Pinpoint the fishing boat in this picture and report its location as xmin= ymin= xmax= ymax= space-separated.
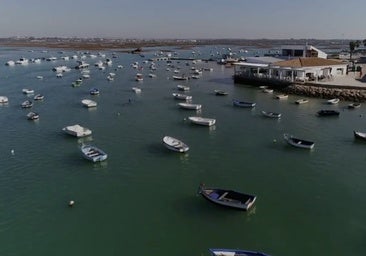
xmin=283 ymin=133 xmax=315 ymax=149
xmin=295 ymin=98 xmax=309 ymax=104
xmin=21 ymin=100 xmax=33 ymax=108
xmin=354 ymin=131 xmax=366 ymax=141
xmin=27 ymin=111 xmax=39 ymax=120
xmin=33 ymin=94 xmax=44 ymax=100
xmin=214 ymin=90 xmax=228 ymax=96
xmin=81 ymin=99 xmax=97 ymax=108
xmin=209 ymin=248 xmax=271 ymax=256
xmin=261 ymin=111 xmax=281 ymax=118
xmin=178 ymin=103 xmax=202 ymax=110
xmin=326 ymin=98 xmax=340 ymax=104
xmin=162 ymin=136 xmax=189 ymax=153
xmin=62 ymin=124 xmax=92 ymax=138
xmin=348 ymin=102 xmax=361 ymax=109
xmin=80 ymin=144 xmax=108 ymax=162
xmin=233 ymin=100 xmax=256 ymax=108
xmin=198 ymin=183 xmax=257 ymax=211
xmin=317 ymin=110 xmax=340 ymax=117
xmin=188 ymin=116 xmax=216 ymax=126
xmin=177 ymin=84 xmax=190 ymax=91
xmin=172 ymin=93 xmax=192 ymax=101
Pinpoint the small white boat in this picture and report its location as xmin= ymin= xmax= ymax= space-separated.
xmin=262 ymin=88 xmax=273 ymax=93
xmin=135 ymin=73 xmax=143 ymax=81
xmin=162 ymin=136 xmax=189 ymax=153
xmin=89 ymin=88 xmax=100 ymax=95
xmin=33 ymin=94 xmax=44 ymax=101
xmin=148 ymin=73 xmax=157 ymax=78
xmin=348 ymin=103 xmax=361 ymax=109
xmin=132 ymin=87 xmax=142 ymax=93
xmin=172 ymin=93 xmax=192 ymax=101
xmin=173 ymin=75 xmax=189 ymax=80
xmin=188 ymin=116 xmax=216 ymax=126
xmin=354 ymin=131 xmax=366 ymax=140
xmin=81 ymin=99 xmax=97 ymax=108
xmin=0 ymin=96 xmax=9 ymax=104
xmin=214 ymin=90 xmax=228 ymax=96
xmin=178 ymin=103 xmax=202 ymax=110
xmin=283 ymin=133 xmax=315 ymax=149
xmin=295 ymin=98 xmax=309 ymax=104
xmin=326 ymin=98 xmax=340 ymax=104
xmin=63 ymin=124 xmax=92 ymax=137
xmin=27 ymin=111 xmax=39 ymax=120
xmin=36 ymin=75 xmax=44 ymax=80
xmin=275 ymin=94 xmax=288 ymax=100
xmin=261 ymin=111 xmax=281 ymax=118
xmin=81 ymin=144 xmax=108 ymax=162
xmin=5 ymin=60 xmax=15 ymax=66
xmin=233 ymin=100 xmax=256 ymax=108
xmin=21 ymin=100 xmax=33 ymax=108
xmin=177 ymin=85 xmax=190 ymax=91
xmin=22 ymin=88 xmax=34 ymax=94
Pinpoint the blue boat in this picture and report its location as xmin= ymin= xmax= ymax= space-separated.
xmin=209 ymin=248 xmax=271 ymax=256
xmin=233 ymin=99 xmax=256 ymax=108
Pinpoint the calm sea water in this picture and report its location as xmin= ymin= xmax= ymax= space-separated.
xmin=0 ymin=45 xmax=365 ymax=256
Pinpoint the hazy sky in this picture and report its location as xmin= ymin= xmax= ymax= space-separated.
xmin=0 ymin=0 xmax=365 ymax=39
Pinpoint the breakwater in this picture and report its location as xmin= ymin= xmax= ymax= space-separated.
xmin=280 ymin=84 xmax=366 ymax=102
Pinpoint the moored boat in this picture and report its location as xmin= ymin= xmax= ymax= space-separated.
xmin=295 ymin=98 xmax=309 ymax=104
xmin=89 ymin=88 xmax=100 ymax=95
xmin=188 ymin=116 xmax=216 ymax=126
xmin=22 ymin=88 xmax=34 ymax=94
xmin=198 ymin=183 xmax=257 ymax=211
xmin=262 ymin=88 xmax=273 ymax=93
xmin=209 ymin=248 xmax=271 ymax=256
xmin=177 ymin=84 xmax=190 ymax=91
xmin=27 ymin=111 xmax=39 ymax=120
xmin=81 ymin=99 xmax=97 ymax=108
xmin=317 ymin=110 xmax=340 ymax=117
xmin=0 ymin=96 xmax=9 ymax=104
xmin=348 ymin=102 xmax=361 ymax=109
xmin=275 ymin=94 xmax=288 ymax=99
xmin=21 ymin=100 xmax=33 ymax=108
xmin=80 ymin=144 xmax=108 ymax=162
xmin=326 ymin=98 xmax=340 ymax=104
xmin=63 ymin=124 xmax=92 ymax=137
xmin=33 ymin=94 xmax=44 ymax=100
xmin=178 ymin=102 xmax=202 ymax=110
xmin=172 ymin=93 xmax=192 ymax=101
xmin=132 ymin=87 xmax=142 ymax=93
xmin=354 ymin=131 xmax=366 ymax=141
xmin=283 ymin=133 xmax=315 ymax=149
xmin=261 ymin=111 xmax=281 ymax=118
xmin=173 ymin=75 xmax=189 ymax=80
xmin=214 ymin=90 xmax=228 ymax=96
xmin=233 ymin=99 xmax=256 ymax=108
xmin=162 ymin=136 xmax=189 ymax=153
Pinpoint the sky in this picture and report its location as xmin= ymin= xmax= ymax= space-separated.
xmin=0 ymin=0 xmax=365 ymax=39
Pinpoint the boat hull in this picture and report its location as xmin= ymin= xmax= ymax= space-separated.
xmin=162 ymin=136 xmax=189 ymax=153
xmin=81 ymin=145 xmax=107 ymax=162
xmin=209 ymin=248 xmax=271 ymax=256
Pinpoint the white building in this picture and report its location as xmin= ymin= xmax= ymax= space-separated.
xmin=281 ymin=44 xmax=328 ymax=59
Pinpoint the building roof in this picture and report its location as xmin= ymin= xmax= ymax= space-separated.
xmin=273 ymin=57 xmax=344 ymax=68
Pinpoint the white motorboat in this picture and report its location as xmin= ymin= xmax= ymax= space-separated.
xmin=326 ymin=98 xmax=340 ymax=104
xmin=172 ymin=93 xmax=192 ymax=101
xmin=21 ymin=100 xmax=33 ymax=108
xmin=22 ymin=88 xmax=34 ymax=94
xmin=15 ymin=58 xmax=29 ymax=65
xmin=354 ymin=131 xmax=366 ymax=140
xmin=62 ymin=124 xmax=92 ymax=137
xmin=33 ymin=94 xmax=44 ymax=101
xmin=173 ymin=75 xmax=189 ymax=80
xmin=0 ymin=96 xmax=9 ymax=104
xmin=348 ymin=103 xmax=361 ymax=109
xmin=275 ymin=94 xmax=288 ymax=100
xmin=5 ymin=60 xmax=15 ymax=66
xmin=148 ymin=73 xmax=157 ymax=78
xmin=188 ymin=116 xmax=216 ymax=126
xmin=177 ymin=85 xmax=190 ymax=91
xmin=81 ymin=144 xmax=108 ymax=162
xmin=295 ymin=98 xmax=309 ymax=104
xmin=262 ymin=88 xmax=273 ymax=93
xmin=162 ymin=136 xmax=189 ymax=153
xmin=27 ymin=111 xmax=39 ymax=120
xmin=81 ymin=99 xmax=97 ymax=108
xmin=132 ymin=87 xmax=142 ymax=93
xmin=178 ymin=103 xmax=202 ymax=110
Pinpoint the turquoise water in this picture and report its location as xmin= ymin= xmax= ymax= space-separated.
xmin=0 ymin=46 xmax=365 ymax=256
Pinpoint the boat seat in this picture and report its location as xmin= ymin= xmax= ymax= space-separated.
xmin=218 ymin=192 xmax=228 ymax=200
xmin=88 ymin=152 xmax=100 ymax=157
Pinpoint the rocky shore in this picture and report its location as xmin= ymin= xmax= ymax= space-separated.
xmin=281 ymin=84 xmax=366 ymax=102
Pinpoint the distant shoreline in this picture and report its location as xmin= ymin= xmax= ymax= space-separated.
xmin=0 ymin=38 xmax=349 ymax=51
